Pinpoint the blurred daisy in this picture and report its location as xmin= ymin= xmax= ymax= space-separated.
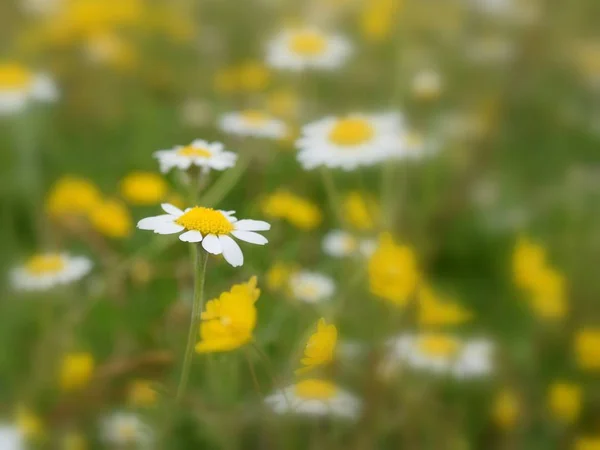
xmin=120 ymin=172 xmax=168 ymax=205
xmin=219 ymin=110 xmax=287 ymax=140
xmin=0 ymin=425 xmax=23 ymax=450
xmin=322 ymin=230 xmax=375 ymax=258
xmin=265 ymin=379 xmax=361 ymax=420
xmin=386 ymin=333 xmax=494 ymax=378
xmin=296 ymin=113 xmax=400 ymax=170
xmin=289 ymin=271 xmax=335 ymax=303
xmin=296 ymin=318 xmax=337 ymax=374
xmin=10 ymin=253 xmax=92 ymax=291
xmin=101 ymin=412 xmax=152 ymax=448
xmin=266 ymin=28 xmax=351 ymax=71
xmin=153 ymin=140 xmax=237 ymax=174
xmin=0 ymin=64 xmax=58 ymax=115
xmin=137 ymin=203 xmax=270 ymax=267
xmin=412 ymin=69 xmax=443 ymax=100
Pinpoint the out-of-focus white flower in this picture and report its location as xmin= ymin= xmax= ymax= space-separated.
xmin=0 ymin=64 xmax=58 ymax=115
xmin=289 ymin=271 xmax=335 ymax=303
xmin=10 ymin=253 xmax=92 ymax=292
xmin=219 ymin=110 xmax=288 ymax=140
xmin=153 ymin=140 xmax=237 ymax=174
xmin=266 ymin=28 xmax=351 ymax=71
xmin=322 ymin=230 xmax=375 ymax=258
xmin=412 ymin=69 xmax=443 ymax=100
xmin=21 ymin=0 xmax=61 ymax=15
xmin=0 ymin=425 xmax=23 ymax=450
xmin=101 ymin=412 xmax=153 ymax=448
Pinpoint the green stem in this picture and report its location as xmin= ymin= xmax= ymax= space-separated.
xmin=176 ymin=245 xmax=209 ymax=403
xmin=320 ymin=167 xmax=344 ymax=226
xmin=202 ymin=156 xmax=250 ymax=207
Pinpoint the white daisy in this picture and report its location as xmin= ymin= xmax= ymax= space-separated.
xmin=153 ymin=139 xmax=237 ymax=174
xmin=219 ymin=110 xmax=288 ymax=140
xmin=289 ymin=271 xmax=335 ymax=303
xmin=266 ymin=28 xmax=351 ymax=71
xmin=265 ymin=379 xmax=361 ymax=420
xmin=0 ymin=64 xmax=58 ymax=115
xmin=10 ymin=253 xmax=92 ymax=291
xmin=0 ymin=425 xmax=23 ymax=450
xmin=322 ymin=230 xmax=375 ymax=258
xmin=385 ymin=333 xmax=494 ymax=379
xmin=296 ymin=113 xmax=401 ymax=170
xmin=137 ymin=203 xmax=270 ymax=267
xmin=101 ymin=412 xmax=153 ymax=448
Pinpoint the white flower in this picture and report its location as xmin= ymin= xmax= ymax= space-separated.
xmin=153 ymin=139 xmax=237 ymax=174
xmin=10 ymin=253 xmax=92 ymax=291
xmin=101 ymin=412 xmax=153 ymax=448
xmin=466 ymin=36 xmax=515 ymax=65
xmin=289 ymin=271 xmax=335 ymax=303
xmin=265 ymin=379 xmax=361 ymax=420
xmin=21 ymin=0 xmax=61 ymax=15
xmin=296 ymin=113 xmax=400 ymax=170
xmin=137 ymin=203 xmax=270 ymax=267
xmin=385 ymin=333 xmax=494 ymax=379
xmin=322 ymin=230 xmax=375 ymax=258
xmin=0 ymin=64 xmax=58 ymax=116
xmin=219 ymin=110 xmax=288 ymax=140
xmin=412 ymin=69 xmax=443 ymax=100
xmin=0 ymin=425 xmax=23 ymax=450
xmin=266 ymin=28 xmax=351 ymax=71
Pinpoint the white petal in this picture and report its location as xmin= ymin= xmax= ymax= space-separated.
xmin=202 ymin=234 xmax=223 ymax=254
xmin=234 ymin=219 xmax=271 ymax=231
xmin=161 ymin=203 xmax=184 ymax=216
xmin=231 ymin=230 xmax=268 ymax=245
xmin=137 ymin=215 xmax=172 ymax=230
xmin=154 ymin=223 xmax=185 ymax=234
xmin=219 ymin=235 xmax=244 ymax=267
xmin=179 ymin=230 xmax=203 ymax=242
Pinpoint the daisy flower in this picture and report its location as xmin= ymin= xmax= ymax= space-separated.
xmin=289 ymin=271 xmax=335 ymax=303
xmin=296 ymin=113 xmax=400 ymax=170
xmin=101 ymin=412 xmax=153 ymax=448
xmin=153 ymin=140 xmax=237 ymax=174
xmin=266 ymin=28 xmax=351 ymax=71
xmin=322 ymin=230 xmax=375 ymax=258
xmin=0 ymin=425 xmax=23 ymax=450
xmin=0 ymin=63 xmax=58 ymax=116
xmin=265 ymin=379 xmax=361 ymax=420
xmin=10 ymin=253 xmax=92 ymax=291
xmin=137 ymin=203 xmax=270 ymax=267
xmin=219 ymin=110 xmax=287 ymax=140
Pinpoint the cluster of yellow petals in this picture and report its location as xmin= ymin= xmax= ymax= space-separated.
xmin=296 ymin=318 xmax=337 ymax=375
xmin=261 ymin=190 xmax=322 ymax=230
xmin=120 ymin=171 xmax=168 ymax=205
xmin=195 ymin=277 xmax=260 ymax=353
xmin=342 ymin=191 xmax=379 ymax=231
xmin=90 ymin=198 xmax=133 ymax=238
xmin=59 ymin=352 xmax=95 ymax=392
xmin=214 ymin=61 xmax=270 ymax=94
xmin=574 ymin=328 xmax=600 ymax=372
xmin=492 ymin=389 xmax=519 ymax=430
xmin=548 ymin=382 xmax=582 ymax=423
xmin=418 ymin=285 xmax=473 ymax=327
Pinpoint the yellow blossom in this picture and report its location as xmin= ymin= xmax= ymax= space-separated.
xmin=90 ymin=198 xmax=132 ymax=238
xmin=574 ymin=328 xmax=600 ymax=371
xmin=120 ymin=171 xmax=168 ymax=205
xmin=196 ymin=277 xmax=260 ymax=353
xmin=575 ymin=437 xmax=600 ymax=450
xmin=261 ymin=190 xmax=322 ymax=230
xmin=127 ymin=379 xmax=158 ymax=407
xmin=548 ymin=382 xmax=582 ymax=423
xmin=266 ymin=262 xmax=296 ymax=292
xmin=528 ymin=267 xmax=568 ymax=320
xmin=492 ymin=389 xmax=519 ymax=430
xmin=418 ymin=285 xmax=472 ymax=327
xmin=360 ymin=0 xmax=401 ymax=43
xmin=512 ymin=237 xmax=546 ymax=290
xmin=238 ymin=61 xmax=270 ymax=92
xmin=296 ymin=318 xmax=337 ymax=375
xmin=59 ymin=352 xmax=95 ymax=392
xmin=342 ymin=192 xmax=379 ymax=231
xmin=0 ymin=63 xmax=32 ymax=90
xmin=368 ymin=233 xmax=419 ymax=306
xmin=46 ymin=176 xmax=102 ymax=220
xmin=16 ymin=406 xmax=44 ymax=439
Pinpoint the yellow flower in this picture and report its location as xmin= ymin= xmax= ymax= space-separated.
xmin=214 ymin=67 xmax=238 ymax=94
xmin=90 ymin=198 xmax=132 ymax=238
xmin=296 ymin=318 xmax=337 ymax=375
xmin=0 ymin=63 xmax=33 ymax=89
xmin=196 ymin=277 xmax=260 ymax=353
xmin=574 ymin=328 xmax=600 ymax=371
xmin=267 ymin=89 xmax=299 ymax=119
xmin=418 ymin=285 xmax=472 ymax=327
xmin=62 ymin=432 xmax=87 ymax=450
xmin=59 ymin=352 xmax=95 ymax=392
xmin=266 ymin=261 xmax=297 ymax=292
xmin=238 ymin=61 xmax=270 ymax=92
xmin=548 ymin=382 xmax=582 ymax=423
xmin=492 ymin=389 xmax=519 ymax=430
xmin=528 ymin=267 xmax=567 ymax=320
xmin=360 ymin=0 xmax=401 ymax=42
xmin=342 ymin=191 xmax=379 ymax=231
xmin=512 ymin=237 xmax=546 ymax=290
xmin=46 ymin=176 xmax=102 ymax=220
xmin=127 ymin=379 xmax=158 ymax=407
xmin=17 ymin=406 xmax=44 ymax=439
xmin=368 ymin=233 xmax=419 ymax=306
xmin=575 ymin=437 xmax=600 ymax=450
xmin=261 ymin=190 xmax=322 ymax=230
xmin=120 ymin=171 xmax=168 ymax=205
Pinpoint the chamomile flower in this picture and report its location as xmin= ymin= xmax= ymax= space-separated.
xmin=100 ymin=412 xmax=152 ymax=448
xmin=296 ymin=113 xmax=400 ymax=170
xmin=266 ymin=27 xmax=351 ymax=71
xmin=322 ymin=230 xmax=375 ymax=258
xmin=153 ymin=140 xmax=237 ymax=174
xmin=137 ymin=203 xmax=270 ymax=267
xmin=10 ymin=253 xmax=92 ymax=291
xmin=289 ymin=271 xmax=335 ymax=303
xmin=0 ymin=425 xmax=23 ymax=450
xmin=265 ymin=379 xmax=361 ymax=420
xmin=0 ymin=64 xmax=58 ymax=115
xmin=219 ymin=110 xmax=288 ymax=140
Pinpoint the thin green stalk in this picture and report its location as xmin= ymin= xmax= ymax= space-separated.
xmin=202 ymin=156 xmax=250 ymax=207
xmin=320 ymin=167 xmax=344 ymax=226
xmin=176 ymin=245 xmax=208 ymax=402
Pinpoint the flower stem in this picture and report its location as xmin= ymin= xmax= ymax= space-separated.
xmin=176 ymin=244 xmax=208 ymax=403
xmin=320 ymin=167 xmax=344 ymax=226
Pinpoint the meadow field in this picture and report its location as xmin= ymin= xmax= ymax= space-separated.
xmin=1 ymin=0 xmax=599 ymax=448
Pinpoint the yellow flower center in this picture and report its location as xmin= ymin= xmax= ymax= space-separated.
xmin=295 ymin=379 xmax=337 ymax=400
xmin=117 ymin=422 xmax=137 ymax=442
xmin=417 ymin=334 xmax=461 ymax=358
xmin=0 ymin=64 xmax=32 ymax=90
xmin=175 ymin=206 xmax=234 ymax=235
xmin=178 ymin=145 xmax=212 ymax=158
xmin=242 ymin=110 xmax=268 ymax=125
xmin=289 ymin=31 xmax=327 ymax=56
xmin=329 ymin=118 xmax=375 ymax=146
xmin=25 ymin=254 xmax=66 ymax=275
xmin=297 ymin=282 xmax=320 ymax=298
